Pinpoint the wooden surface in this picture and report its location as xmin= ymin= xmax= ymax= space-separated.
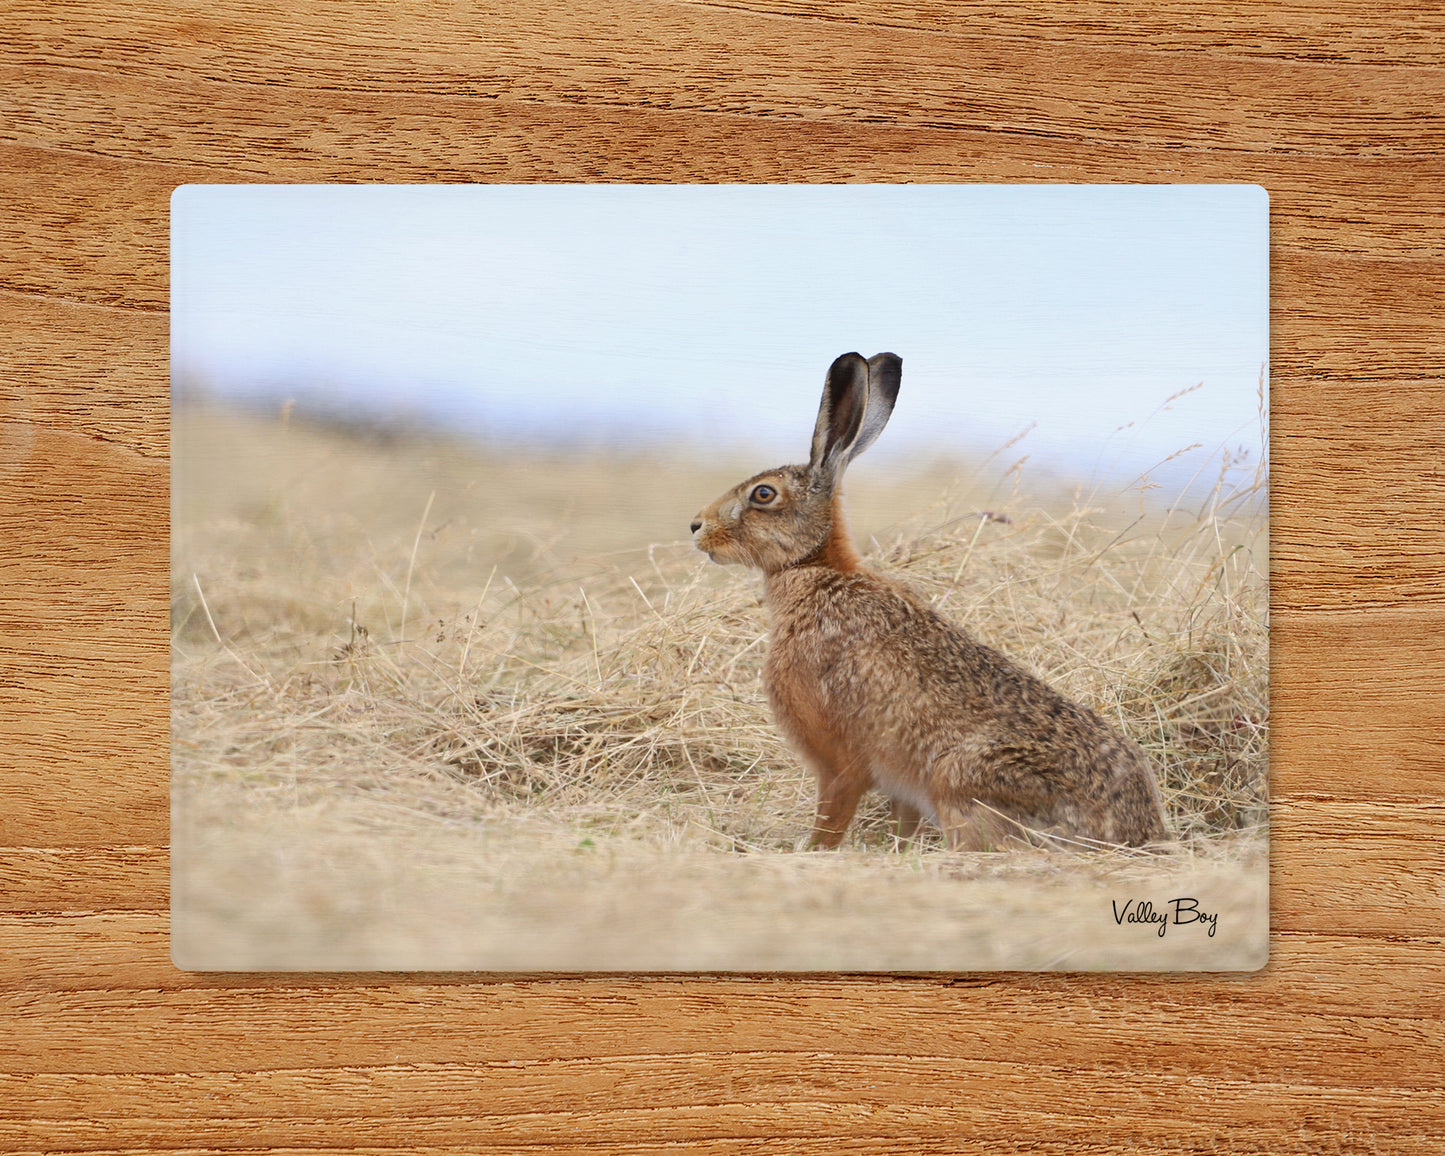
xmin=3 ymin=1 xmax=1443 ymax=1151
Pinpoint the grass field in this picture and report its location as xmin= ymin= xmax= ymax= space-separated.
xmin=171 ymin=398 xmax=1268 ymax=971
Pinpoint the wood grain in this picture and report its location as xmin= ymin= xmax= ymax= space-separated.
xmin=3 ymin=0 xmax=1442 ymax=1151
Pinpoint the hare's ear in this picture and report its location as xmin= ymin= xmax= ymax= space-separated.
xmin=851 ymin=352 xmax=901 ymax=460
xmin=808 ymin=351 xmax=902 ymax=486
xmin=808 ymin=352 xmax=871 ymax=485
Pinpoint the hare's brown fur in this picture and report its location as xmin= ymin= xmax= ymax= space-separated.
xmin=764 ymin=557 xmax=1168 ymax=850
xmin=692 ymin=352 xmax=1169 ymax=851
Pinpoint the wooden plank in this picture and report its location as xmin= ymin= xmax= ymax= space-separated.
xmin=3 ymin=954 xmax=1443 ymax=1088
xmin=0 ymin=848 xmax=168 ymax=913
xmin=1270 ymin=800 xmax=1445 ymax=935
xmin=2 ymin=1064 xmax=1442 ymax=1151
xmin=0 ymin=292 xmax=168 ymax=458
xmin=9 ymin=0 xmax=1445 ymax=69
xmin=6 ymin=90 xmax=1445 ymax=262
xmin=0 ymin=425 xmax=168 ymax=847
xmin=1 ymin=899 xmax=1442 ymax=1005
xmin=671 ymin=0 xmax=1445 ymax=66
xmin=0 ymin=149 xmax=171 ymax=311
xmin=5 ymin=2 xmax=1443 ymax=155
xmin=0 ymin=1146 xmax=1026 ymax=1156
xmin=7 ymin=0 xmax=1445 ymax=69
xmin=1271 ymin=379 xmax=1445 ymax=609
xmin=5 ymin=992 xmax=1444 ymax=1113
xmin=1271 ymin=609 xmax=1445 ymax=784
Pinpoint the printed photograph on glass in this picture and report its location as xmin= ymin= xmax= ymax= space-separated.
xmin=171 ymin=184 xmax=1268 ymax=970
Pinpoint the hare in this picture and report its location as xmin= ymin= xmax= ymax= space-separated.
xmin=690 ymin=352 xmax=1169 ymax=851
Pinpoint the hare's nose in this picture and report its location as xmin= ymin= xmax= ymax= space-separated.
xmin=689 ymin=519 xmax=702 ymax=534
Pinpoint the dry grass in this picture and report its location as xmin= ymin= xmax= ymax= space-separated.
xmin=171 ymin=399 xmax=1268 ymax=971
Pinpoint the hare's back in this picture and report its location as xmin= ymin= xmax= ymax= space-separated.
xmin=762 ymin=565 xmax=1003 ymax=734
xmin=765 ymin=566 xmax=1041 ymax=712
xmin=765 ymin=564 xmax=1149 ymax=772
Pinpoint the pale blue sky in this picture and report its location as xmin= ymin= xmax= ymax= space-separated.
xmin=172 ymin=184 xmax=1268 ymax=488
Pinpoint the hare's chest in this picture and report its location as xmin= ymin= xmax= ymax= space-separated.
xmin=762 ymin=628 xmax=817 ymax=713
xmin=762 ymin=603 xmax=871 ymax=729
xmin=761 ymin=629 xmax=852 ymax=763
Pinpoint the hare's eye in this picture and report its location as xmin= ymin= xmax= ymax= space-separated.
xmin=750 ymin=484 xmax=777 ymax=505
